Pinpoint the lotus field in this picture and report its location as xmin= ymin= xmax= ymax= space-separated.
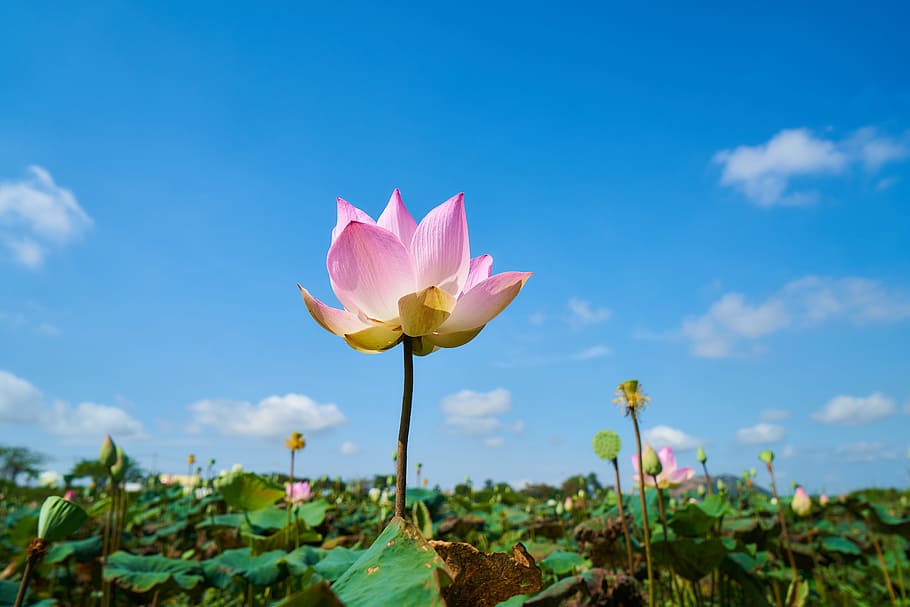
xmin=2 ymin=192 xmax=908 ymax=607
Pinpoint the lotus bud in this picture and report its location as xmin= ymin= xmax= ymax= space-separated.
xmin=38 ymin=496 xmax=87 ymax=542
xmin=791 ymin=487 xmax=811 ymax=517
xmin=368 ymin=487 xmax=381 ymax=502
xmin=99 ymin=434 xmax=118 ymax=469
xmin=110 ymin=447 xmax=126 ymax=482
xmin=750 ymin=467 xmax=757 ymax=478
xmin=697 ymin=484 xmax=706 ymax=497
xmin=386 ymin=475 xmax=394 ymax=487
xmin=758 ymin=450 xmax=774 ymax=465
xmin=819 ymin=494 xmax=829 ymax=507
xmin=556 ymin=501 xmax=564 ymax=515
xmin=696 ymin=447 xmax=707 ymax=464
xmin=642 ymin=444 xmax=662 ymax=477
xmin=716 ymin=479 xmax=726 ymax=493
xmin=564 ymin=497 xmax=574 ymax=512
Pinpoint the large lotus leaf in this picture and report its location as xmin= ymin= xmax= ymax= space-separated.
xmin=275 ymin=582 xmax=345 ymax=607
xmin=622 ymin=489 xmax=660 ymax=533
xmin=44 ymin=536 xmax=103 ymax=564
xmin=720 ymin=553 xmax=771 ymax=607
xmin=539 ymin=550 xmax=589 ymax=576
xmin=247 ymin=521 xmax=322 ymax=554
xmin=653 ymin=537 xmax=730 ymax=582
xmin=285 ymin=545 xmax=328 ymax=576
xmin=139 ymin=519 xmax=189 ymax=545
xmin=293 ymin=500 xmax=332 ymax=527
xmin=201 ymin=548 xmax=287 ymax=589
xmin=865 ymin=503 xmax=910 ymax=538
xmin=821 ymin=536 xmax=862 ymax=556
xmin=413 ymin=499 xmax=433 ymax=539
xmin=215 ymin=472 xmax=284 ymax=512
xmin=312 ymin=546 xmax=364 ymax=581
xmin=104 ymin=551 xmax=203 ymax=593
xmin=670 ymin=494 xmax=732 ymax=537
xmin=0 ymin=578 xmax=56 ymax=607
xmin=332 ymin=517 xmax=452 ymax=607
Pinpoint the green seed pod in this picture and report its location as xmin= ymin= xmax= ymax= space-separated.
xmin=696 ymin=446 xmax=707 ymax=464
xmin=38 ymin=496 xmax=87 ymax=542
xmin=642 ymin=444 xmax=662 ymax=476
xmin=758 ymin=449 xmax=774 ymax=465
xmin=99 ymin=434 xmax=117 ymax=469
xmin=593 ymin=430 xmax=622 ymax=461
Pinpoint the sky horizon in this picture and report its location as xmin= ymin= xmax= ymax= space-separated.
xmin=2 ymin=3 xmax=909 ymax=495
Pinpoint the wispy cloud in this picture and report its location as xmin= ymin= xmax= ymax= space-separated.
xmin=189 ymin=394 xmax=345 ymax=437
xmin=679 ymin=276 xmax=910 ymax=357
xmin=0 ymin=166 xmax=92 ymax=268
xmin=339 ymin=440 xmax=361 ymax=455
xmin=811 ymin=392 xmax=897 ymax=426
xmin=566 ymin=298 xmax=611 ymax=326
xmin=714 ymin=127 xmax=908 ymax=206
xmin=572 ymin=345 xmax=611 ymax=360
xmin=736 ymin=422 xmax=786 ymax=445
xmin=642 ymin=425 xmax=701 ymax=451
xmin=0 ymin=369 xmax=145 ymax=440
xmin=835 ymin=441 xmax=901 ymax=462
xmin=0 ymin=309 xmax=61 ymax=337
xmin=440 ymin=388 xmax=513 ymax=448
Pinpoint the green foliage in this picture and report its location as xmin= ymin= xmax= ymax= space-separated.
xmin=104 ymin=551 xmax=204 ymax=593
xmin=0 ymin=445 xmax=48 ymax=483
xmin=214 ymin=471 xmax=284 ymax=512
xmin=37 ymin=496 xmax=87 ymax=541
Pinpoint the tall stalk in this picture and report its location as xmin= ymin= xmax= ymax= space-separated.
xmin=766 ymin=462 xmax=799 ymax=605
xmin=631 ymin=411 xmax=655 ymax=607
xmin=612 ymin=457 xmax=635 ymax=574
xmin=395 ymin=337 xmax=415 ymax=519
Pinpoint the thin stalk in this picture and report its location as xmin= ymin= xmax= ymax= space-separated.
xmin=655 ymin=483 xmax=682 ymax=607
xmin=395 ymin=337 xmax=415 ymax=520
xmin=631 ymin=411 xmax=655 ymax=607
xmin=806 ymin=533 xmax=830 ymax=607
xmin=611 ymin=457 xmax=635 ymax=575
xmin=870 ymin=532 xmax=898 ymax=606
xmin=766 ymin=463 xmax=799 ymax=605
xmin=702 ymin=462 xmax=713 ymax=496
xmin=892 ymin=537 xmax=907 ymax=606
xmin=14 ymin=539 xmax=47 ymax=607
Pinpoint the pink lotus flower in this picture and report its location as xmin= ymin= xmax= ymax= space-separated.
xmin=631 ymin=446 xmax=695 ymax=489
xmin=286 ymin=481 xmax=311 ymax=504
xmin=63 ymin=490 xmax=76 ymax=501
xmin=299 ymin=190 xmax=532 ymax=355
xmin=791 ymin=486 xmax=811 ymax=517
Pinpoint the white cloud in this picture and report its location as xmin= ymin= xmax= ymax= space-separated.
xmin=46 ymin=401 xmax=146 ymax=440
xmin=441 ymin=388 xmax=510 ymax=417
xmin=339 ymin=441 xmax=361 ymax=456
xmin=680 ymin=276 xmax=910 ymax=357
xmin=572 ymin=345 xmax=611 ymax=360
xmin=0 ymin=166 xmax=92 ymax=268
xmin=189 ymin=393 xmax=345 ymax=438
xmin=714 ymin=127 xmax=908 ymax=206
xmin=441 ymin=388 xmax=515 ymax=445
xmin=567 ymin=298 xmax=611 ymax=326
xmin=811 ymin=392 xmax=896 ymax=425
xmin=0 ymin=369 xmax=144 ymax=439
xmin=835 ymin=441 xmax=900 ymax=462
xmin=0 ymin=370 xmax=44 ymax=423
xmin=642 ymin=425 xmax=701 ymax=451
xmin=736 ymin=423 xmax=786 ymax=445
xmin=761 ymin=409 xmax=791 ymax=422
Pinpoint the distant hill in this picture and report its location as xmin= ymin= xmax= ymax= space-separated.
xmin=674 ymin=474 xmax=771 ymax=499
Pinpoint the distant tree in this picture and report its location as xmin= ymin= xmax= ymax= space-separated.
xmin=70 ymin=454 xmax=144 ymax=484
xmin=0 ymin=445 xmax=49 ymax=484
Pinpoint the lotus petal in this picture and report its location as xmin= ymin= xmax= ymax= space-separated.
xmin=377 ymin=189 xmax=417 ymax=250
xmin=332 ymin=198 xmax=375 ymax=244
xmin=398 ymin=286 xmax=456 ymax=337
xmin=463 ymin=254 xmax=493 ymax=293
xmin=438 ymin=271 xmax=532 ymax=334
xmin=411 ymin=193 xmax=469 ymax=296
xmin=658 ymin=447 xmax=677 ymax=473
xmin=298 ymin=285 xmax=370 ymax=336
xmin=344 ymin=325 xmax=403 ymax=353
xmin=328 ymin=221 xmax=415 ymax=321
xmin=423 ymin=327 xmax=484 ymax=350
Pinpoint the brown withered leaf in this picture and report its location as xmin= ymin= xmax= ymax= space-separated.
xmin=430 ymin=540 xmax=542 ymax=607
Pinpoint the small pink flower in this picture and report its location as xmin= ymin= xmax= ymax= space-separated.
xmin=63 ymin=490 xmax=76 ymax=501
xmin=299 ymin=191 xmax=532 ymax=355
xmin=631 ymin=446 xmax=695 ymax=489
xmin=286 ymin=481 xmax=311 ymax=504
xmin=819 ymin=493 xmax=829 ymax=507
xmin=791 ymin=486 xmax=811 ymax=517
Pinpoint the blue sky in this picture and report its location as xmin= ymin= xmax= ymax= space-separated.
xmin=1 ymin=2 xmax=909 ymax=494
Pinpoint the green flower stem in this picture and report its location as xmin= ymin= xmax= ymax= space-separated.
xmin=806 ymin=532 xmax=830 ymax=607
xmin=631 ymin=410 xmax=655 ymax=607
xmin=611 ymin=457 xmax=635 ymax=575
xmin=869 ymin=529 xmax=898 ymax=607
xmin=14 ymin=539 xmax=47 ymax=607
xmin=766 ymin=462 xmax=799 ymax=604
xmin=395 ymin=337 xmax=415 ymax=520
xmin=893 ymin=537 xmax=908 ymax=606
xmin=655 ymin=483 xmax=682 ymax=607
xmin=12 ymin=555 xmax=34 ymax=607
xmin=702 ymin=462 xmax=713 ymax=496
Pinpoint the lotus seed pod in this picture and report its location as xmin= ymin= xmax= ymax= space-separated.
xmin=696 ymin=447 xmax=707 ymax=464
xmin=619 ymin=379 xmax=639 ymax=398
xmin=758 ymin=450 xmax=774 ymax=465
xmin=38 ymin=496 xmax=87 ymax=542
xmin=99 ymin=434 xmax=117 ymax=468
xmin=593 ymin=430 xmax=622 ymax=461
xmin=110 ymin=447 xmax=126 ymax=482
xmin=642 ymin=444 xmax=662 ymax=476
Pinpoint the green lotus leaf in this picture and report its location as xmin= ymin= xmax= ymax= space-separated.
xmin=104 ymin=551 xmax=203 ymax=593
xmin=592 ymin=430 xmax=621 ymax=461
xmin=293 ymin=500 xmax=332 ymax=527
xmin=38 ymin=496 xmax=88 ymax=542
xmin=820 ymin=536 xmax=862 ymax=556
xmin=333 ymin=517 xmax=452 ymax=607
xmin=412 ymin=499 xmax=433 ymax=539
xmin=215 ymin=472 xmax=284 ymax=512
xmin=539 ymin=550 xmax=589 ymax=576
xmin=669 ymin=495 xmax=732 ymax=537
xmin=312 ymin=546 xmax=364 ymax=581
xmin=652 ymin=537 xmax=730 ymax=582
xmin=201 ymin=548 xmax=287 ymax=589
xmin=44 ymin=536 xmax=103 ymax=564
xmin=720 ymin=553 xmax=771 ymax=607
xmin=275 ymin=582 xmax=344 ymax=607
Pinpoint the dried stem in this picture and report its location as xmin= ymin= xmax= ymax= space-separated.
xmin=631 ymin=411 xmax=655 ymax=607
